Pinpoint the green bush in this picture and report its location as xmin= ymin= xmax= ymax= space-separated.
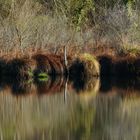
xmin=48 ymin=0 xmax=94 ymax=29
xmin=0 ymin=0 xmax=11 ymax=18
xmin=67 ymin=0 xmax=94 ymax=28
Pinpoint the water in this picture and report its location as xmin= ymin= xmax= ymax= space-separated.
xmin=0 ymin=76 xmax=140 ymax=140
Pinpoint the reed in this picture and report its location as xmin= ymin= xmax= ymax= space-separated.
xmin=98 ymin=54 xmax=140 ymax=76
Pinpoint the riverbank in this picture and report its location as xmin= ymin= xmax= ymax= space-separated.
xmin=0 ymin=49 xmax=139 ymax=80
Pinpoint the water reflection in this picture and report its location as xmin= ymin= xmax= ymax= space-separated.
xmin=0 ymin=76 xmax=140 ymax=139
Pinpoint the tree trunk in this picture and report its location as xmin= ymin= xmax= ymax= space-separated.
xmin=64 ymin=45 xmax=68 ymax=76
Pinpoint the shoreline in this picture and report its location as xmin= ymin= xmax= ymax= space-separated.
xmin=0 ymin=51 xmax=139 ymax=79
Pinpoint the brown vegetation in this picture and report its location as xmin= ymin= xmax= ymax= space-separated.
xmin=4 ymin=58 xmax=32 ymax=79
xmin=0 ymin=52 xmax=72 ymax=80
xmin=32 ymin=53 xmax=66 ymax=75
xmin=69 ymin=54 xmax=100 ymax=82
xmin=98 ymin=55 xmax=140 ymax=76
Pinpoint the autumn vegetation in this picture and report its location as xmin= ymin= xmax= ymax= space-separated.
xmin=0 ymin=0 xmax=140 ymax=82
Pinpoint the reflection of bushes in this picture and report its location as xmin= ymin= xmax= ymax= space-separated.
xmin=100 ymin=76 xmax=140 ymax=96
xmin=46 ymin=100 xmax=96 ymax=140
xmin=0 ymin=75 xmax=66 ymax=96
xmin=0 ymin=90 xmax=96 ymax=139
xmin=70 ymin=75 xmax=100 ymax=95
xmin=34 ymin=76 xmax=65 ymax=95
xmin=66 ymin=103 xmax=95 ymax=140
xmin=69 ymin=54 xmax=100 ymax=94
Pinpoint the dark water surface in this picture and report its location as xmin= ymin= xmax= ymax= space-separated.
xmin=0 ymin=76 xmax=140 ymax=140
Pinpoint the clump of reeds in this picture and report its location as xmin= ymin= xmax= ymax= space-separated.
xmin=0 ymin=58 xmax=7 ymax=76
xmin=0 ymin=52 xmax=69 ymax=80
xmin=98 ymin=55 xmax=113 ymax=76
xmin=32 ymin=53 xmax=70 ymax=76
xmin=0 ymin=52 xmax=72 ymax=83
xmin=98 ymin=54 xmax=140 ymax=77
xmin=3 ymin=58 xmax=32 ymax=79
xmin=69 ymin=53 xmax=100 ymax=80
xmin=80 ymin=53 xmax=100 ymax=76
xmin=114 ymin=57 xmax=140 ymax=77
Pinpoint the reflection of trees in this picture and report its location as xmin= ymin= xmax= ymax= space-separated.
xmin=0 ymin=73 xmax=101 ymax=97
xmin=93 ymin=96 xmax=121 ymax=140
xmin=0 ymin=76 xmax=65 ymax=96
xmin=93 ymin=96 xmax=140 ymax=140
xmin=100 ymin=76 xmax=140 ymax=96
xmin=1 ymin=88 xmax=140 ymax=139
xmin=0 ymin=73 xmax=140 ymax=139
xmin=0 ymin=93 xmax=96 ymax=140
xmin=51 ymin=101 xmax=96 ymax=140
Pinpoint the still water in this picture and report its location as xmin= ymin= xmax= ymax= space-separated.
xmin=0 ymin=76 xmax=140 ymax=140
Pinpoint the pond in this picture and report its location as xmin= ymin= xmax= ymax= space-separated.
xmin=0 ymin=76 xmax=140 ymax=140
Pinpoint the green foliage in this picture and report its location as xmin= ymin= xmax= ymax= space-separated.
xmin=38 ymin=72 xmax=48 ymax=78
xmin=27 ymin=70 xmax=49 ymax=82
xmin=0 ymin=0 xmax=11 ymax=18
xmin=50 ymin=0 xmax=94 ymax=29
xmin=38 ymin=72 xmax=49 ymax=81
xmin=28 ymin=69 xmax=34 ymax=77
xmin=127 ymin=0 xmax=135 ymax=16
xmin=67 ymin=0 xmax=94 ymax=29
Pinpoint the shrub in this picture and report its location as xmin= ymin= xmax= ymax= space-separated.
xmin=69 ymin=53 xmax=100 ymax=81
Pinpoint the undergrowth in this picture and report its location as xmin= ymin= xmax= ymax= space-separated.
xmin=0 ymin=0 xmax=139 ymax=55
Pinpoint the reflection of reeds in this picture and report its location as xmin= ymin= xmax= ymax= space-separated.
xmin=70 ymin=76 xmax=100 ymax=94
xmin=0 ymin=74 xmax=100 ymax=97
xmin=34 ymin=76 xmax=65 ymax=95
xmin=0 ymin=78 xmax=37 ymax=96
xmin=0 ymin=75 xmax=66 ymax=96
xmin=77 ymin=78 xmax=100 ymax=102
xmin=100 ymin=76 xmax=140 ymax=97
